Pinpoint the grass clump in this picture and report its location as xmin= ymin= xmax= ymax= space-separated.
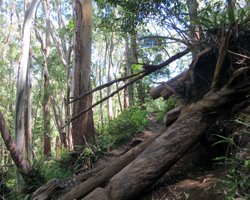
xmin=215 ymin=115 xmax=250 ymax=199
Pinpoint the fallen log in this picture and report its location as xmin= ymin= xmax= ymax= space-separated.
xmin=107 ymin=69 xmax=250 ymax=200
xmin=39 ymin=127 xmax=165 ymax=200
xmin=163 ymin=106 xmax=181 ymax=127
xmin=149 ymin=70 xmax=189 ymax=100
xmin=31 ymin=179 xmax=66 ymax=200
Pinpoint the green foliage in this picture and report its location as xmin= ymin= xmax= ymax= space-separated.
xmin=198 ymin=1 xmax=249 ymax=31
xmin=215 ymin=116 xmax=250 ymax=199
xmin=0 ymin=164 xmax=15 ymax=199
xmin=98 ymin=107 xmax=149 ymax=149
xmin=18 ymin=153 xmax=75 ymax=194
xmin=96 ymin=0 xmax=187 ymax=34
xmin=58 ymin=19 xmax=74 ymax=39
xmin=132 ymin=63 xmax=143 ymax=73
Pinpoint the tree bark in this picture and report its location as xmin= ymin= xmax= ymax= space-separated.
xmin=72 ymin=0 xmax=95 ymax=148
xmin=15 ymin=0 xmax=38 ymax=189
xmin=82 ymin=188 xmax=110 ymax=200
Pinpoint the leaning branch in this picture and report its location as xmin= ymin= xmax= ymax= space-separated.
xmin=0 ymin=112 xmax=31 ymax=175
xmin=62 ymin=73 xmax=145 ymax=128
xmin=62 ymin=48 xmax=191 ymax=128
xmin=67 ymin=71 xmax=143 ymax=105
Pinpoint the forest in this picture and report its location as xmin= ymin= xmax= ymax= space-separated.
xmin=0 ymin=0 xmax=250 ymax=199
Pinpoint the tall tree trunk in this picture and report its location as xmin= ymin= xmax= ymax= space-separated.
xmin=15 ymin=0 xmax=38 ymax=188
xmin=43 ymin=73 xmax=51 ymax=156
xmin=72 ymin=0 xmax=95 ymax=148
xmin=66 ymin=65 xmax=73 ymax=150
xmin=41 ymin=0 xmax=52 ymax=157
xmin=99 ymin=62 xmax=104 ymax=126
xmin=107 ymin=34 xmax=114 ymax=119
xmin=124 ymin=35 xmax=131 ymax=108
xmin=25 ymin=52 xmax=33 ymax=161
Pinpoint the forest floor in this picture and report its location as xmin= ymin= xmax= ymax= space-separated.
xmin=94 ymin=113 xmax=226 ymax=200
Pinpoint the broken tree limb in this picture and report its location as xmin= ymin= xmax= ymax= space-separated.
xmin=61 ymin=73 xmax=145 ymax=129
xmin=58 ymin=128 xmax=166 ymax=200
xmin=62 ymin=48 xmax=192 ymax=128
xmin=107 ymin=80 xmax=250 ymax=200
xmin=211 ymin=33 xmax=230 ymax=91
xmin=67 ymin=71 xmax=143 ymax=105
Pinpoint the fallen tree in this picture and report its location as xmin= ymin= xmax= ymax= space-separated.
xmin=30 ymin=29 xmax=250 ymax=199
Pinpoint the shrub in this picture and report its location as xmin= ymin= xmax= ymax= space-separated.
xmin=98 ymin=107 xmax=150 ymax=149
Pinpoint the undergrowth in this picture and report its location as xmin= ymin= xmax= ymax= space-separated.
xmin=0 ymin=107 xmax=150 ymax=199
xmin=97 ymin=107 xmax=149 ymax=150
xmin=215 ymin=115 xmax=250 ymax=199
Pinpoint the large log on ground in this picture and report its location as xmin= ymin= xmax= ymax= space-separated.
xmin=149 ymin=70 xmax=189 ymax=99
xmin=54 ymin=128 xmax=166 ymax=200
xmin=107 ymin=70 xmax=250 ymax=200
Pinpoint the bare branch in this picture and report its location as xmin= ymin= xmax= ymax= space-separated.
xmin=227 ymin=49 xmax=250 ymax=60
xmin=67 ymin=71 xmax=144 ymax=104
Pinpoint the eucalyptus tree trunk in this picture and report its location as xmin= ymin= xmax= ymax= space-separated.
xmin=15 ymin=0 xmax=38 ymax=166
xmin=72 ymin=0 xmax=95 ymax=148
xmin=15 ymin=0 xmax=38 ymax=189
